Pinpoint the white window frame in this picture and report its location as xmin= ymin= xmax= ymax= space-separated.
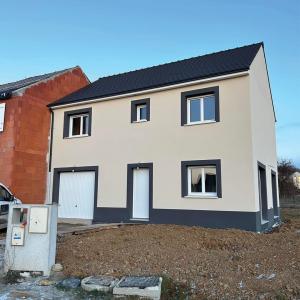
xmin=69 ymin=114 xmax=89 ymax=138
xmin=0 ymin=103 xmax=6 ymax=132
xmin=187 ymin=94 xmax=215 ymax=125
xmin=136 ymin=104 xmax=147 ymax=122
xmin=187 ymin=166 xmax=217 ymax=197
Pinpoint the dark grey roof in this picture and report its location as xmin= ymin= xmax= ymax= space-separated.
xmin=0 ymin=67 xmax=77 ymax=94
xmin=49 ymin=43 xmax=263 ymax=107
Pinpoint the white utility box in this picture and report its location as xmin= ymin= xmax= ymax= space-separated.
xmin=5 ymin=204 xmax=58 ymax=276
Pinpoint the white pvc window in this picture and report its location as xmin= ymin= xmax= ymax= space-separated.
xmin=187 ymin=94 xmax=215 ymax=124
xmin=0 ymin=103 xmax=6 ymax=132
xmin=136 ymin=104 xmax=147 ymax=122
xmin=187 ymin=166 xmax=217 ymax=197
xmin=69 ymin=114 xmax=89 ymax=137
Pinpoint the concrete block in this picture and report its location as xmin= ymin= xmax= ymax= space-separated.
xmin=113 ymin=276 xmax=162 ymax=299
xmin=81 ymin=275 xmax=119 ymax=292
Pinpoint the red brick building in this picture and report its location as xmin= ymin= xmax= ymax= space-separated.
xmin=0 ymin=67 xmax=89 ymax=203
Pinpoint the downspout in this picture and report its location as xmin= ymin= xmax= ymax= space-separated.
xmin=46 ymin=109 xmax=54 ymax=204
xmin=48 ymin=109 xmax=54 ymax=172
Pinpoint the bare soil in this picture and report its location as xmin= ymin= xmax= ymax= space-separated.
xmin=57 ymin=209 xmax=300 ymax=299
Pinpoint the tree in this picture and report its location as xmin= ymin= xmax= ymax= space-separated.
xmin=277 ymin=159 xmax=299 ymax=198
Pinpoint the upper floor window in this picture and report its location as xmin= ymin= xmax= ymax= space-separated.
xmin=181 ymin=86 xmax=219 ymax=126
xmin=69 ymin=114 xmax=89 ymax=137
xmin=187 ymin=94 xmax=215 ymax=124
xmin=63 ymin=108 xmax=92 ymax=138
xmin=0 ymin=103 xmax=6 ymax=132
xmin=131 ymin=98 xmax=150 ymax=123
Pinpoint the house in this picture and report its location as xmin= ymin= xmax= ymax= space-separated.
xmin=292 ymin=172 xmax=300 ymax=189
xmin=47 ymin=42 xmax=279 ymax=232
xmin=0 ymin=67 xmax=89 ymax=204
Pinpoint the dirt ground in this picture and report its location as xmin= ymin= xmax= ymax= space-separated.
xmin=57 ymin=209 xmax=300 ymax=299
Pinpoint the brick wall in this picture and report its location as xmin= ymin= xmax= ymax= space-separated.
xmin=0 ymin=67 xmax=89 ymax=203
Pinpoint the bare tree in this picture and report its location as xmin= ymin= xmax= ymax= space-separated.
xmin=278 ymin=159 xmax=299 ymax=198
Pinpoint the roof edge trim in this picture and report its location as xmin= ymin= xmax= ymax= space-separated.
xmin=12 ymin=66 xmax=82 ymax=96
xmin=49 ymin=70 xmax=249 ymax=110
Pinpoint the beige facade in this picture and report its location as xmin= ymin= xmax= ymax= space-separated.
xmin=249 ymin=48 xmax=278 ymax=211
xmin=48 ymin=45 xmax=278 ymax=231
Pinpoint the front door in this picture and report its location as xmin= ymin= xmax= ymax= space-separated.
xmin=132 ymin=168 xmax=149 ymax=219
xmin=58 ymin=171 xmax=95 ymax=220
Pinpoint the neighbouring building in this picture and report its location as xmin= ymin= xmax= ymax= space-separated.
xmin=0 ymin=67 xmax=89 ymax=203
xmin=292 ymin=172 xmax=300 ymax=189
xmin=47 ymin=43 xmax=279 ymax=232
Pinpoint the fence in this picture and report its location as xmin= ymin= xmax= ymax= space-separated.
xmin=280 ymin=195 xmax=300 ymax=208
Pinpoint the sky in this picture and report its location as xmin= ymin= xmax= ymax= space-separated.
xmin=0 ymin=0 xmax=299 ymax=166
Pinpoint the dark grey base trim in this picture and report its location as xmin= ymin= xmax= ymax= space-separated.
xmin=257 ymin=208 xmax=281 ymax=232
xmin=93 ymin=207 xmax=280 ymax=232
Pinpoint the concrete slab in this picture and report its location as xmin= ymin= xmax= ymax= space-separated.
xmin=81 ymin=275 xmax=119 ymax=292
xmin=57 ymin=222 xmax=137 ymax=236
xmin=113 ymin=276 xmax=162 ymax=299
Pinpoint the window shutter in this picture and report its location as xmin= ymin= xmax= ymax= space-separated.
xmin=0 ymin=103 xmax=5 ymax=132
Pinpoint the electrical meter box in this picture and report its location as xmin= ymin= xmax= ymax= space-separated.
xmin=29 ymin=206 xmax=48 ymax=233
xmin=5 ymin=204 xmax=58 ymax=276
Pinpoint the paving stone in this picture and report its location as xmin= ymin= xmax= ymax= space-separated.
xmin=52 ymin=263 xmax=64 ymax=272
xmin=58 ymin=277 xmax=81 ymax=289
xmin=81 ymin=275 xmax=119 ymax=292
xmin=113 ymin=276 xmax=162 ymax=299
xmin=38 ymin=279 xmax=56 ymax=286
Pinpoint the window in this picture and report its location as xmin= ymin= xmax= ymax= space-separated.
xmin=131 ymin=99 xmax=150 ymax=123
xmin=258 ymin=162 xmax=268 ymax=222
xmin=188 ymin=166 xmax=217 ymax=196
xmin=181 ymin=159 xmax=222 ymax=198
xmin=0 ymin=186 xmax=11 ymax=202
xmin=69 ymin=114 xmax=89 ymax=137
xmin=0 ymin=103 xmax=6 ymax=132
xmin=63 ymin=108 xmax=92 ymax=138
xmin=271 ymin=171 xmax=279 ymax=217
xmin=187 ymin=95 xmax=215 ymax=124
xmin=181 ymin=86 xmax=219 ymax=126
xmin=136 ymin=104 xmax=147 ymax=122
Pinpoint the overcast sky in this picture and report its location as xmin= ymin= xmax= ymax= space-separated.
xmin=1 ymin=0 xmax=299 ymax=166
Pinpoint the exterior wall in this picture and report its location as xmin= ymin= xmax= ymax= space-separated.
xmin=249 ymin=47 xmax=279 ymax=229
xmin=0 ymin=98 xmax=19 ymax=188
xmin=0 ymin=68 xmax=89 ymax=203
xmin=50 ymin=74 xmax=261 ymax=230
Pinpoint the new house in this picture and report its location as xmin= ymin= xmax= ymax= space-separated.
xmin=47 ymin=43 xmax=279 ymax=231
xmin=0 ymin=67 xmax=89 ymax=203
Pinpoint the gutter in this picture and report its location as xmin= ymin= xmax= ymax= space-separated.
xmin=49 ymin=70 xmax=249 ymax=110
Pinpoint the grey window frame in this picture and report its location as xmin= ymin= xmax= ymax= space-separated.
xmin=131 ymin=98 xmax=150 ymax=123
xmin=258 ymin=161 xmax=268 ymax=222
xmin=181 ymin=159 xmax=222 ymax=198
xmin=271 ymin=170 xmax=279 ymax=217
xmin=181 ymin=86 xmax=219 ymax=126
xmin=63 ymin=108 xmax=92 ymax=138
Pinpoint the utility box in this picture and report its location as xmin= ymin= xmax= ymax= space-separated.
xmin=5 ymin=204 xmax=58 ymax=276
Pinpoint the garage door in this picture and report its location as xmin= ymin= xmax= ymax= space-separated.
xmin=58 ymin=171 xmax=95 ymax=220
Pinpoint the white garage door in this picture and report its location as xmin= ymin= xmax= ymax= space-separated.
xmin=58 ymin=171 xmax=95 ymax=220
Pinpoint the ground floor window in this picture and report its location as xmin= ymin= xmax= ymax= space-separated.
xmin=188 ymin=166 xmax=217 ymax=196
xmin=258 ymin=162 xmax=268 ymax=222
xmin=271 ymin=171 xmax=279 ymax=217
xmin=181 ymin=159 xmax=221 ymax=198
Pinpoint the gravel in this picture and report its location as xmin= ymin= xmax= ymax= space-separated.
xmin=56 ymin=209 xmax=300 ymax=299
